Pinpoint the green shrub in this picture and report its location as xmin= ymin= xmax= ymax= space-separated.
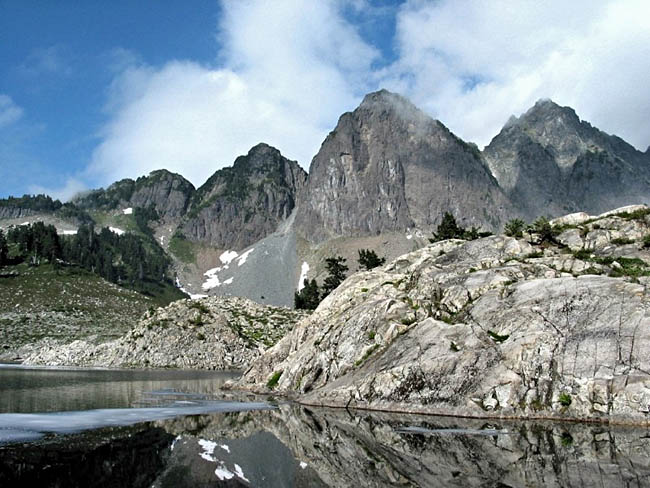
xmin=189 ymin=301 xmax=210 ymax=314
xmin=504 ymin=218 xmax=526 ymax=238
xmin=610 ymin=237 xmax=634 ymax=245
xmin=488 ymin=330 xmax=509 ymax=343
xmin=558 ymin=393 xmax=572 ymax=407
xmin=266 ymin=370 xmax=282 ymax=389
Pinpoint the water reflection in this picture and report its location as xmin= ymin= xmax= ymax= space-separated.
xmin=0 ymin=365 xmax=238 ymax=413
xmin=156 ymin=405 xmax=650 ymax=487
xmin=3 ymin=404 xmax=649 ymax=487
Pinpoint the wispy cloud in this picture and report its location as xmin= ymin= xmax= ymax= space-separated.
xmin=28 ymin=178 xmax=87 ymax=202
xmin=0 ymin=94 xmax=24 ymax=128
xmin=16 ymin=44 xmax=73 ymax=78
xmin=382 ymin=0 xmax=650 ymax=149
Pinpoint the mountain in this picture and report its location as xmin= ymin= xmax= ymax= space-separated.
xmin=74 ymin=169 xmax=195 ymax=220
xmin=295 ymin=89 xmax=513 ymax=243
xmin=180 ymin=143 xmax=307 ymax=250
xmin=484 ymin=99 xmax=650 ymax=219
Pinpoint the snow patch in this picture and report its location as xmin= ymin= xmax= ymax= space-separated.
xmin=300 ymin=461 xmax=308 ymax=469
xmin=219 ymin=443 xmax=230 ymax=453
xmin=62 ymin=230 xmax=77 ymax=235
xmin=176 ymin=277 xmax=208 ymax=299
xmin=215 ymin=465 xmax=235 ymax=481
xmin=202 ymin=268 xmax=222 ymax=290
xmin=122 ymin=207 xmax=133 ymax=215
xmin=223 ymin=277 xmax=233 ymax=285
xmin=109 ymin=227 xmax=125 ymax=236
xmin=220 ymin=250 xmax=238 ymax=265
xmin=236 ymin=248 xmax=254 ymax=266
xmin=199 ymin=439 xmax=218 ymax=462
xmin=160 ymin=236 xmax=164 ymax=245
xmin=171 ymin=435 xmax=182 ymax=451
xmin=297 ymin=262 xmax=310 ymax=291
xmin=234 ymin=464 xmax=249 ymax=482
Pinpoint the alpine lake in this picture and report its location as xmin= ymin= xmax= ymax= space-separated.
xmin=1 ymin=365 xmax=649 ymax=487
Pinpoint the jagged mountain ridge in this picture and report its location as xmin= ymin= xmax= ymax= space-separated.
xmin=3 ymin=90 xmax=650 ymax=307
xmin=295 ymin=89 xmax=513 ymax=243
xmin=73 ymin=169 xmax=196 ymax=220
xmin=484 ymin=98 xmax=650 ymax=219
xmin=179 ymin=143 xmax=307 ymax=250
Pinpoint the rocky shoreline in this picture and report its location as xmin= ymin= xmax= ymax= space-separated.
xmin=236 ymin=205 xmax=650 ymax=425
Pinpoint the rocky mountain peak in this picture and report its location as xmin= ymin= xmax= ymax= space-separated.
xmin=295 ymin=90 xmax=511 ymax=243
xmin=180 ymin=143 xmax=307 ymax=250
xmin=484 ymin=99 xmax=650 ymax=219
xmin=233 ymin=142 xmax=284 ymax=171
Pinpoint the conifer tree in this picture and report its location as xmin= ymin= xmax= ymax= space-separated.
xmin=321 ymin=256 xmax=348 ymax=298
xmin=358 ymin=248 xmax=386 ymax=270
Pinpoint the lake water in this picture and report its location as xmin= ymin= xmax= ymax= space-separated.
xmin=1 ymin=365 xmax=650 ymax=487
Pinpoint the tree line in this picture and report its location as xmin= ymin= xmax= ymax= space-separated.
xmin=0 ymin=222 xmax=172 ymax=291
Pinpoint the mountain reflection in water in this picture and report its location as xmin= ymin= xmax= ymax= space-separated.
xmin=2 ymin=403 xmax=650 ymax=487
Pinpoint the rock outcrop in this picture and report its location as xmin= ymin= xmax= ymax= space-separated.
xmin=239 ymin=205 xmax=650 ymax=423
xmin=484 ymin=99 xmax=650 ymax=219
xmin=295 ymin=89 xmax=513 ymax=243
xmin=74 ymin=169 xmax=195 ymax=219
xmin=24 ymin=296 xmax=307 ymax=370
xmin=180 ymin=143 xmax=307 ymax=250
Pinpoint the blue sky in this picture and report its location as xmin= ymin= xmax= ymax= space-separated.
xmin=1 ymin=0 xmax=649 ymax=200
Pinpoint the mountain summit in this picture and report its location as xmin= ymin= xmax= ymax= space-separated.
xmin=180 ymin=143 xmax=307 ymax=250
xmin=295 ymin=89 xmax=512 ymax=242
xmin=484 ymin=99 xmax=650 ymax=218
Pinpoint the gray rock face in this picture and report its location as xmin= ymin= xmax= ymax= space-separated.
xmin=295 ymin=90 xmax=513 ymax=243
xmin=484 ymin=99 xmax=650 ymax=219
xmin=74 ymin=169 xmax=195 ymax=219
xmin=181 ymin=143 xmax=307 ymax=250
xmin=158 ymin=405 xmax=650 ymax=488
xmin=24 ymin=296 xmax=307 ymax=370
xmin=239 ymin=206 xmax=650 ymax=423
xmin=0 ymin=207 xmax=37 ymax=219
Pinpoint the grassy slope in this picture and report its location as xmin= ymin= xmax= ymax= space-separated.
xmin=0 ymin=262 xmax=183 ymax=359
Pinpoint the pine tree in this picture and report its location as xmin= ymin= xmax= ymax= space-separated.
xmin=294 ymin=279 xmax=321 ymax=310
xmin=0 ymin=229 xmax=7 ymax=266
xmin=321 ymin=256 xmax=348 ymax=298
xmin=430 ymin=212 xmax=465 ymax=242
xmin=358 ymin=249 xmax=386 ymax=270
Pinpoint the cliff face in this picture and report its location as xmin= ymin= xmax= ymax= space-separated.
xmin=295 ymin=90 xmax=513 ymax=243
xmin=484 ymin=99 xmax=650 ymax=219
xmin=239 ymin=205 xmax=650 ymax=424
xmin=180 ymin=143 xmax=307 ymax=250
xmin=74 ymin=169 xmax=195 ymax=219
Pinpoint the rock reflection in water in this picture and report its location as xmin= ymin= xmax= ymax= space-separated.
xmin=157 ymin=404 xmax=650 ymax=487
xmin=2 ymin=404 xmax=650 ymax=487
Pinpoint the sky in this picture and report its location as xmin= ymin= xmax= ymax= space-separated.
xmin=1 ymin=0 xmax=649 ymax=201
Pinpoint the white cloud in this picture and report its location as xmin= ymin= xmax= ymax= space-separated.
xmin=89 ymin=0 xmax=378 ymax=187
xmin=383 ymin=0 xmax=650 ymax=150
xmin=29 ymin=178 xmax=87 ymax=202
xmin=0 ymin=95 xmax=23 ymax=128
xmin=87 ymin=0 xmax=650 ymax=191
